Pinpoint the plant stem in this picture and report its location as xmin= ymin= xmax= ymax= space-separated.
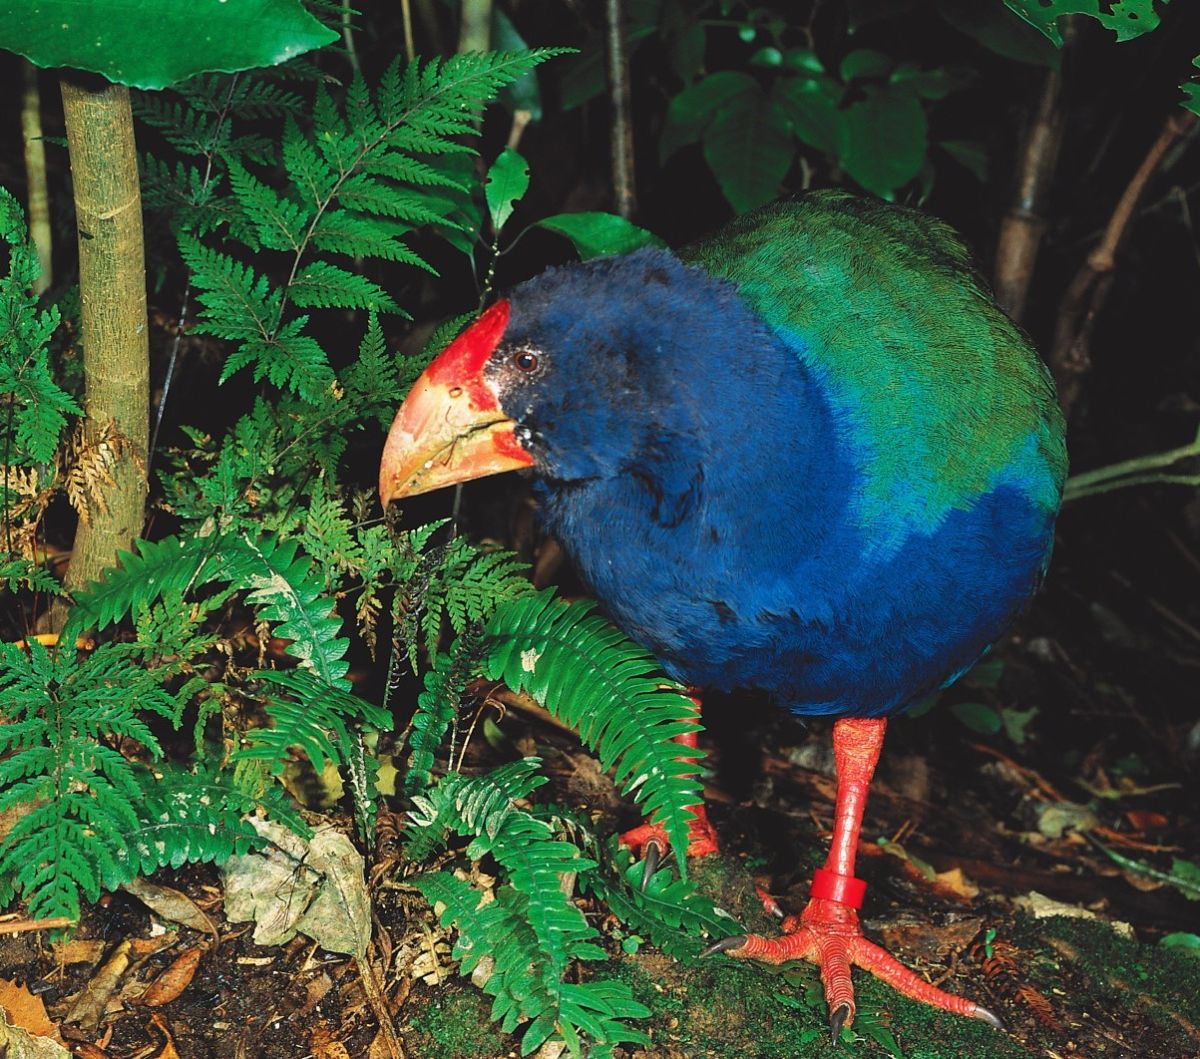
xmin=993 ymin=59 xmax=1069 ymax=322
xmin=56 ymin=77 xmax=149 ymax=609
xmin=605 ymin=0 xmax=637 ymax=220
xmin=1062 ymin=427 xmax=1200 ymax=501
xmin=20 ymin=60 xmax=52 ymax=296
xmin=457 ymin=0 xmax=492 ymax=54
xmin=1049 ymin=109 xmax=1198 ymax=419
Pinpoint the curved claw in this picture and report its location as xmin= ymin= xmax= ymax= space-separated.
xmin=829 ymin=1003 xmax=851 ymax=1043
xmin=971 ymin=1004 xmax=1005 ymax=1031
xmin=641 ymin=838 xmax=663 ymax=891
xmin=700 ymin=934 xmax=747 ymax=958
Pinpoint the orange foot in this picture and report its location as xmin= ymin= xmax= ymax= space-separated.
xmin=620 ymin=807 xmax=720 ymax=887
xmin=704 ymin=887 xmax=1003 ymax=1038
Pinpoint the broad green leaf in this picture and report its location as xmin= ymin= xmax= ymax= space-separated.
xmin=950 ymin=701 xmax=1002 ymax=736
xmin=938 ymin=0 xmax=1060 ymax=68
xmin=774 ymin=75 xmax=844 ymax=155
xmin=837 ymin=84 xmax=927 ymax=197
xmin=1004 ymin=0 xmax=1165 ymax=44
xmin=536 ymin=212 xmax=663 ymax=260
xmin=660 ymin=70 xmax=758 ymax=161
xmin=702 ymin=91 xmax=794 ymax=213
xmin=840 ymin=48 xmax=894 ymax=82
xmin=485 ymin=148 xmax=530 ymax=236
xmin=781 ymin=47 xmax=825 ymax=74
xmin=0 ymin=0 xmax=337 ymax=90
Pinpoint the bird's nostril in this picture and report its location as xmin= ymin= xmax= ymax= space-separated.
xmin=449 ymin=386 xmax=463 ymax=398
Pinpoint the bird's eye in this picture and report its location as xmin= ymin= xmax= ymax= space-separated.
xmin=512 ymin=349 xmax=540 ymax=373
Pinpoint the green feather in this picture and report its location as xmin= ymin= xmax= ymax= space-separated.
xmin=682 ymin=192 xmax=1067 ymax=550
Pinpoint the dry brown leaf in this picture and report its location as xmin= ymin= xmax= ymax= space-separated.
xmin=149 ymin=1013 xmax=181 ymax=1059
xmin=139 ymin=947 xmax=204 ymax=1008
xmin=933 ymin=866 xmax=980 ymax=900
xmin=0 ymin=978 xmax=62 ymax=1042
xmin=62 ymin=939 xmax=132 ymax=1031
xmin=311 ymin=1026 xmax=351 ymax=1059
xmin=52 ymin=939 xmax=106 ymax=967
xmin=122 ymin=878 xmax=216 ymax=936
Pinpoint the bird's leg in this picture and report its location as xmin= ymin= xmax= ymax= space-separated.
xmin=704 ymin=717 xmax=1002 ymax=1037
xmin=620 ymin=693 xmax=720 ymax=883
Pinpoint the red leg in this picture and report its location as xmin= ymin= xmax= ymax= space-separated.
xmin=705 ymin=718 xmax=1002 ymax=1035
xmin=620 ymin=694 xmax=720 ymax=872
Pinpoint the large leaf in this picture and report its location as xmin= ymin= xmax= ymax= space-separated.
xmin=836 ymin=84 xmax=928 ymax=198
xmin=0 ymin=0 xmax=336 ymax=90
xmin=536 ymin=212 xmax=663 ymax=259
xmin=485 ymin=147 xmax=530 ymax=236
xmin=702 ymin=91 xmax=794 ymax=214
xmin=938 ymin=0 xmax=1060 ymax=68
xmin=660 ymin=70 xmax=758 ymax=161
xmin=774 ymin=75 xmax=843 ymax=155
xmin=1004 ymin=0 xmax=1166 ymax=44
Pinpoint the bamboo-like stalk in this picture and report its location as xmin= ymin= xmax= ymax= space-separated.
xmin=57 ymin=77 xmax=149 ymax=602
xmin=992 ymin=65 xmax=1067 ymax=322
xmin=20 ymin=60 xmax=52 ymax=295
xmin=457 ymin=0 xmax=492 ymax=54
xmin=604 ymin=0 xmax=637 ymax=219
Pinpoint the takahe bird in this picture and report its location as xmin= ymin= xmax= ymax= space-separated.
xmin=379 ymin=192 xmax=1067 ymax=1034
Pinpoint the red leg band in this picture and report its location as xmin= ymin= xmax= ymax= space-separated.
xmin=809 ymin=867 xmax=867 ymax=909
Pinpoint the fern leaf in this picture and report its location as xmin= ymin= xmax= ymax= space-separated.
xmin=228 ymin=158 xmax=310 ymax=252
xmin=482 ymin=591 xmax=703 ymax=878
xmin=289 ymin=260 xmax=402 ymax=314
xmin=235 ymin=532 xmax=352 ymax=689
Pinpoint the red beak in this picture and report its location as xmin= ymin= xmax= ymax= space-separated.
xmin=379 ymin=300 xmax=534 ymax=506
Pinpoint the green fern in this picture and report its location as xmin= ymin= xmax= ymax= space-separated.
xmin=169 ymin=50 xmax=563 ymax=403
xmin=109 ymin=761 xmax=308 ymax=886
xmin=407 ymin=765 xmax=651 ymax=1056
xmin=0 ymin=638 xmax=193 ymax=920
xmin=481 ymin=591 xmax=704 ymax=877
xmin=0 ymin=187 xmax=78 ymax=468
xmin=403 ymin=636 xmax=483 ymax=794
xmin=239 ymin=667 xmax=391 ymax=775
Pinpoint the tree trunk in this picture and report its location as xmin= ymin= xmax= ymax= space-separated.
xmin=57 ymin=77 xmax=149 ymax=602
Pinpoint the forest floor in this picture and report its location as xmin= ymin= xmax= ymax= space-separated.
xmin=2 ymin=497 xmax=1199 ymax=1059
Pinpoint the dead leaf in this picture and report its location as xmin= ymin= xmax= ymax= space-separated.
xmin=0 ymin=979 xmax=62 ymax=1041
xmin=121 ymin=878 xmax=217 ymax=937
xmin=311 ymin=1025 xmax=351 ymax=1059
xmin=0 ymin=1013 xmax=70 ymax=1058
xmin=139 ymin=947 xmax=204 ymax=1007
xmin=51 ymin=939 xmax=105 ymax=967
xmin=62 ymin=940 xmax=132 ymax=1031
xmin=933 ymin=866 xmax=980 ymax=900
xmin=149 ymin=1013 xmax=181 ymax=1059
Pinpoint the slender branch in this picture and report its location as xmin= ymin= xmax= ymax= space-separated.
xmin=605 ymin=0 xmax=637 ymax=219
xmin=400 ymin=0 xmax=415 ymax=62
xmin=1062 ymin=426 xmax=1200 ymax=501
xmin=20 ymin=60 xmax=52 ymax=295
xmin=341 ymin=0 xmax=362 ymax=75
xmin=993 ymin=62 xmax=1069 ymax=322
xmin=1049 ymin=109 xmax=1198 ymax=419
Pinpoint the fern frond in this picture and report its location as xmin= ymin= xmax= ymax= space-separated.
xmin=288 ymin=260 xmax=402 ymax=314
xmin=482 ymin=591 xmax=703 ymax=878
xmin=235 ymin=532 xmax=351 ymax=688
xmin=239 ymin=668 xmax=390 ymax=774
